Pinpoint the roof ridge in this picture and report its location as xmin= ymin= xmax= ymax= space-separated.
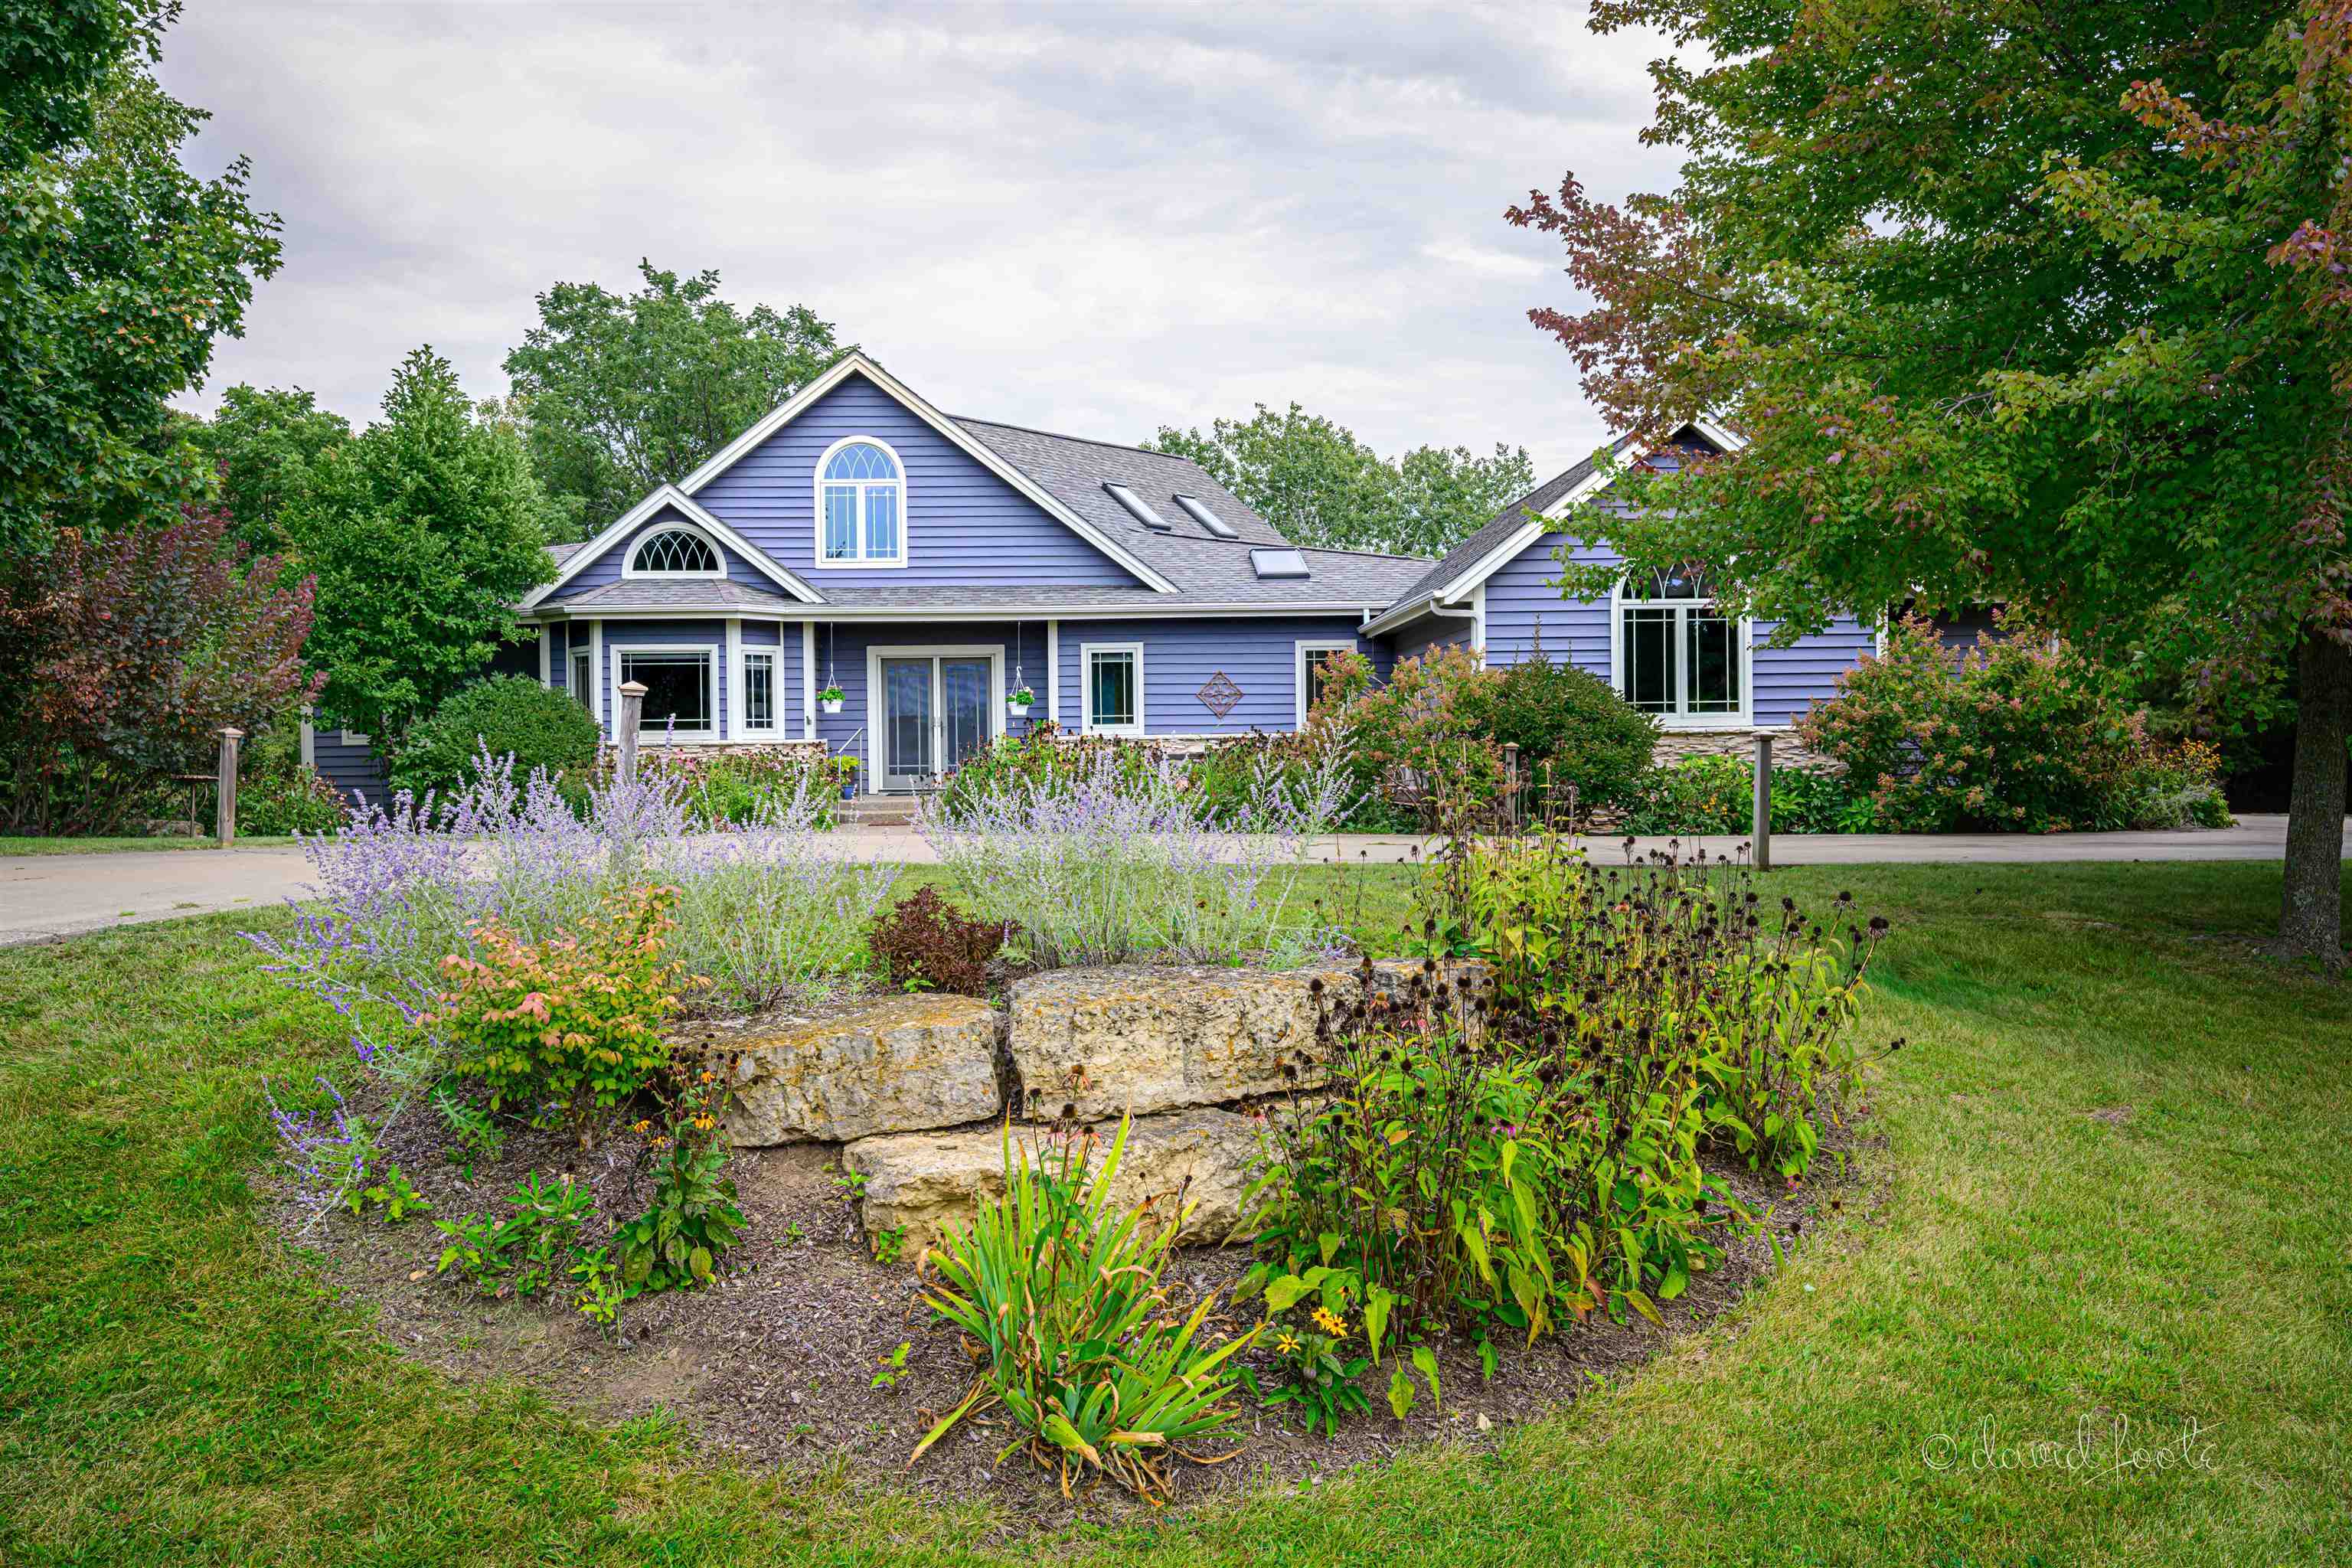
xmin=952 ymin=415 xmax=1201 ymax=464
xmin=1295 ymin=543 xmax=1436 ymax=564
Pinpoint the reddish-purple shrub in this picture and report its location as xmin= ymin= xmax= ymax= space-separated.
xmin=0 ymin=503 xmax=318 ymax=834
xmin=868 ymin=886 xmax=1006 ymax=997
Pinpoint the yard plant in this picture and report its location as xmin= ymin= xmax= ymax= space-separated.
xmin=913 ymin=1118 xmax=1256 ymax=1504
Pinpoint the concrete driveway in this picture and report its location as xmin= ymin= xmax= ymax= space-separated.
xmin=0 ymin=815 xmax=2341 ymax=946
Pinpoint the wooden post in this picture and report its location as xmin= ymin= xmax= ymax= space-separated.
xmin=616 ymin=680 xmax=647 ymax=785
xmin=1503 ymin=742 xmax=1520 ymax=831
xmin=216 ymin=727 xmax=243 ymax=845
xmin=1752 ymin=731 xmax=1773 ymax=873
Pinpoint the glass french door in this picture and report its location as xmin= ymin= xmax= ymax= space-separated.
xmin=879 ymin=655 xmax=994 ymax=789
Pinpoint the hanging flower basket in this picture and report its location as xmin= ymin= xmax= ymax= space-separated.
xmin=819 ymin=685 xmax=846 ymax=715
xmin=1007 ymin=685 xmax=1035 ymax=719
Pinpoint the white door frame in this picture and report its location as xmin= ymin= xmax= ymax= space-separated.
xmin=864 ymin=642 xmax=1004 ymax=791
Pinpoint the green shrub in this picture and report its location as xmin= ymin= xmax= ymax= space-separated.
xmin=1622 ymin=755 xmax=1868 ymax=836
xmin=391 ymin=675 xmax=600 ymax=801
xmin=639 ymin=748 xmax=841 ymax=828
xmin=240 ymin=766 xmax=347 ymax=834
xmin=912 ymin=1119 xmax=1255 ymax=1502
xmin=432 ymin=883 xmax=693 ymax=1126
xmin=1473 ymin=646 xmax=1659 ymax=812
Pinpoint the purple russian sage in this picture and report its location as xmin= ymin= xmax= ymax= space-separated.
xmin=247 ymin=741 xmax=896 ymax=1197
xmin=916 ymin=727 xmax=1357 ymax=969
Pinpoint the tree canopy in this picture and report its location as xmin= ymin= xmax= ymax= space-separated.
xmin=287 ymin=348 xmax=555 ymax=740
xmin=1148 ymin=403 xmax=1533 ymax=557
xmin=182 ymin=384 xmax=351 ymax=555
xmin=0 ymin=0 xmax=281 ymax=554
xmin=502 ymin=260 xmax=844 ymax=534
xmin=1513 ymin=0 xmax=2349 ymax=958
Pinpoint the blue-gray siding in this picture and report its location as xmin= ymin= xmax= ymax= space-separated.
xmin=1054 ymin=616 xmax=1370 ymax=737
xmin=691 ymin=374 xmax=1146 ymax=590
xmin=1470 ymin=523 xmax=1874 ymax=724
xmin=315 ymin=730 xmax=388 ymax=805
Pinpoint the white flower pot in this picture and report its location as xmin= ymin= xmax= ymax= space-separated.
xmin=1006 ymin=702 xmax=1031 ymax=718
xmin=820 ymin=699 xmax=844 ymax=714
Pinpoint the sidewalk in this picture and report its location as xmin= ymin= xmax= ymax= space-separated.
xmin=1 ymin=815 xmax=2340 ymax=946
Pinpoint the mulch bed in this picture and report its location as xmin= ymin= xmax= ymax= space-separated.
xmin=276 ymin=1083 xmax=1864 ymax=1527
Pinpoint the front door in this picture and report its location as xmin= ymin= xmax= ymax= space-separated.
xmin=879 ymin=653 xmax=996 ymax=789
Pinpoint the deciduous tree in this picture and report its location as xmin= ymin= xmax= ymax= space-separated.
xmin=502 ymin=260 xmax=843 ymax=533
xmin=1511 ymin=0 xmax=2351 ymax=959
xmin=288 ymin=348 xmax=556 ymax=741
xmin=1148 ymin=403 xmax=1532 ymax=557
xmin=182 ymin=384 xmax=351 ymax=555
xmin=0 ymin=1 xmax=281 ymax=554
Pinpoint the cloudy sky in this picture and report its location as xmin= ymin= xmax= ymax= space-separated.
xmin=161 ymin=2 xmax=1681 ymax=479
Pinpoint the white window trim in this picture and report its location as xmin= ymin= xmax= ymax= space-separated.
xmin=568 ymin=645 xmax=593 ymax=712
xmin=812 ymin=435 xmax=910 ymax=570
xmin=740 ymin=638 xmax=782 ymax=735
xmin=622 ymin=521 xmax=729 ymax=580
xmin=1294 ymin=639 xmax=1355 ymax=730
xmin=1609 ymin=573 xmax=1753 ymax=730
xmin=1080 ymin=642 xmax=1146 ymax=737
xmin=863 ymin=642 xmax=1004 ymax=792
xmin=1045 ymin=619 xmax=1060 ymax=723
xmin=609 ymin=642 xmax=723 ymax=743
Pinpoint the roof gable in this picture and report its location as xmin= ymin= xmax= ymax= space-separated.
xmin=678 ymin=354 xmax=1178 ymax=594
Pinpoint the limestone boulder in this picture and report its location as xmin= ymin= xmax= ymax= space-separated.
xmin=681 ymin=992 xmax=1003 ymax=1146
xmin=1003 ymin=959 xmax=1492 ymax=1122
xmin=842 ymin=1108 xmax=1263 ymax=1256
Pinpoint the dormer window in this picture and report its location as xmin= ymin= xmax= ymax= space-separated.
xmin=626 ymin=526 xmax=724 ymax=577
xmin=816 ymin=438 xmax=906 ymax=567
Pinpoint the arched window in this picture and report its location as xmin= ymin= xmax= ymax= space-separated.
xmin=815 ymin=438 xmax=905 ymax=566
xmin=626 ymin=527 xmax=722 ymax=577
xmin=1613 ymin=562 xmax=1747 ymax=724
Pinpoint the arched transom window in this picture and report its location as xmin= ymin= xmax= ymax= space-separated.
xmin=1615 ymin=562 xmax=1747 ymax=724
xmin=628 ymin=527 xmax=722 ymax=577
xmin=817 ymin=439 xmax=905 ymax=565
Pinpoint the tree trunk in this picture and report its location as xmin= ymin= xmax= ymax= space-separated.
xmin=2280 ymin=626 xmax=2350 ymax=964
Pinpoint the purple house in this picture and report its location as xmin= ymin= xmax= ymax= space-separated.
xmin=316 ymin=357 xmax=1878 ymax=799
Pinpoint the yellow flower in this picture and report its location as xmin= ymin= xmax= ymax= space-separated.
xmin=1310 ymin=1306 xmax=1348 ymax=1337
xmin=1274 ymin=1331 xmax=1301 ymax=1355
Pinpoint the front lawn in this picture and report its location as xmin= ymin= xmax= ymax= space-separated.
xmin=1 ymin=861 xmax=2345 ymax=1566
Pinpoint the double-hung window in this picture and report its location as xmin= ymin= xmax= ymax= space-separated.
xmin=617 ymin=648 xmax=715 ymax=737
xmin=741 ymin=649 xmax=776 ymax=733
xmin=1295 ymin=640 xmax=1354 ymax=727
xmin=816 ymin=439 xmax=905 ymax=565
xmin=1083 ymin=644 xmax=1144 ymax=736
xmin=1615 ymin=564 xmax=1746 ymax=725
xmin=569 ymin=647 xmax=593 ymax=710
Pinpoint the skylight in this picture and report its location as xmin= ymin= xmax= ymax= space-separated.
xmin=1102 ymin=482 xmax=1173 ymax=531
xmin=1174 ymin=494 xmax=1240 ymax=539
xmin=1250 ymin=547 xmax=1310 ymax=580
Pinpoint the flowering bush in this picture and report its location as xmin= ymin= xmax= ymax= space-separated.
xmin=238 ymin=764 xmax=349 ymax=835
xmin=1795 ymin=615 xmax=2230 ymax=831
xmin=1315 ymin=645 xmax=1508 ymax=831
xmin=632 ymin=746 xmax=843 ymax=828
xmin=919 ymin=730 xmax=1354 ymax=969
xmin=433 ymin=883 xmax=694 ymax=1125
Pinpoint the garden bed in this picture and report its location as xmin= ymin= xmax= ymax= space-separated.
xmin=276 ymin=1080 xmax=1850 ymax=1521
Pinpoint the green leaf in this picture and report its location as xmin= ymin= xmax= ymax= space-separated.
xmin=1364 ymin=1285 xmax=1393 ymax=1360
xmin=1265 ymin=1274 xmax=1316 ymax=1312
xmin=1410 ymin=1344 xmax=1442 ymax=1412
xmin=1387 ymin=1365 xmax=1416 ymax=1419
xmin=1317 ymin=1230 xmax=1343 ymax=1266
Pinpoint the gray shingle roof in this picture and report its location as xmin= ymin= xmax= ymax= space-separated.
xmin=1385 ymin=434 xmax=1640 ymax=610
xmin=953 ymin=418 xmax=1432 ymax=610
xmin=547 ymin=540 xmax=588 ymax=568
xmin=554 ymin=579 xmax=806 ymax=612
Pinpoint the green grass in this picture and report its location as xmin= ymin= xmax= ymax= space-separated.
xmin=0 ymin=835 xmax=302 ymax=855
xmin=2 ymin=862 xmax=2346 ymax=1565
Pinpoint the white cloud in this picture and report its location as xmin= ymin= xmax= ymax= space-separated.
xmin=162 ymin=1 xmax=1681 ymax=479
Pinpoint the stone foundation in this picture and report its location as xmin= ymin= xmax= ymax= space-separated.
xmin=1651 ymin=728 xmax=1828 ymax=770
